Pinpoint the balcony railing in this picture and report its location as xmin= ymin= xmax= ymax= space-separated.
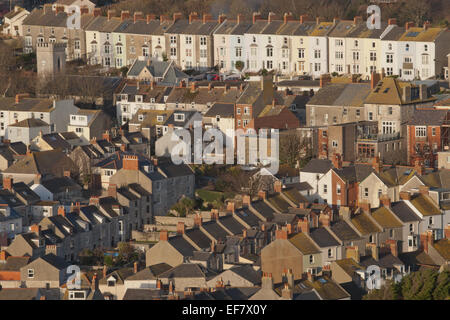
xmin=357 ymin=132 xmax=401 ymax=142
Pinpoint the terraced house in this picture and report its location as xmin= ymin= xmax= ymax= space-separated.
xmin=22 ymin=5 xmax=94 ymax=59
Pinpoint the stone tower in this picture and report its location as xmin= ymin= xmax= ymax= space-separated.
xmin=36 ymin=42 xmax=66 ymax=78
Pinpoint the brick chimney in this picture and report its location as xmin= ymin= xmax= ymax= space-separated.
xmin=123 ymin=155 xmax=139 ymax=170
xmin=371 ymin=72 xmax=381 ymax=89
xmin=177 ymin=222 xmax=185 ymax=235
xmin=218 ymin=14 xmax=226 ymax=24
xmin=300 ymin=15 xmax=308 ymax=24
xmin=332 ymin=153 xmax=342 ymax=169
xmin=189 ymin=12 xmax=198 ymax=24
xmin=372 ymin=156 xmax=382 ymax=173
xmin=423 ymin=21 xmax=431 ymax=30
xmin=146 ymin=14 xmax=156 ymax=24
xmin=237 ymin=14 xmax=243 ymax=24
xmin=30 ymin=224 xmax=41 ymax=235
xmin=252 ymin=12 xmax=262 ymax=24
xmin=210 ymin=209 xmax=219 ymax=220
xmin=194 ymin=213 xmax=202 ymax=227
xmin=319 ymin=213 xmax=330 ymax=227
xmin=275 ymin=228 xmax=288 ymax=240
xmin=43 ymin=3 xmax=52 ymax=14
xmin=444 ymin=225 xmax=450 ymax=240
xmin=133 ymin=11 xmax=143 ymax=23
xmin=93 ymin=8 xmax=101 ymax=17
xmin=103 ymin=265 xmax=107 ymax=278
xmin=80 ymin=7 xmax=89 ymax=15
xmin=274 ymin=180 xmax=282 ymax=193
xmin=283 ymin=12 xmax=294 ymax=24
xmin=133 ymin=261 xmax=138 ymax=274
xmin=420 ymin=230 xmax=434 ymax=253
xmin=108 ymin=184 xmax=117 ymax=198
xmin=3 ymin=176 xmax=12 ymax=191
xmin=0 ymin=250 xmax=9 ymax=261
xmin=226 ymin=201 xmax=235 ymax=213
xmin=298 ymin=217 xmax=309 ymax=234
xmin=414 ymin=159 xmax=424 ymax=176
xmin=15 ymin=93 xmax=29 ymax=104
xmin=267 ymin=12 xmax=276 ymax=23
xmin=107 ymin=9 xmax=116 ymax=21
xmin=281 ymin=282 xmax=293 ymax=299
xmin=190 ymin=82 xmax=197 ymax=93
xmin=360 ymin=201 xmax=371 ymax=213
xmin=242 ymin=195 xmax=251 ymax=206
xmin=399 ymin=191 xmax=411 ymax=201
xmin=63 ymin=170 xmax=71 ymax=178
xmin=379 ymin=194 xmax=391 ymax=208
xmin=320 ymin=74 xmax=331 ymax=88
xmin=405 ymin=21 xmax=415 ymax=30
xmin=57 ymin=206 xmax=65 ymax=217
xmin=203 ymin=14 xmax=212 ymax=24
xmin=258 ymin=190 xmax=267 ymax=200
xmin=173 ymin=12 xmax=182 ymax=22
xmin=385 ymin=239 xmax=398 ymax=257
xmin=388 ymin=18 xmax=397 ymax=26
xmin=159 ymin=229 xmax=168 ymax=241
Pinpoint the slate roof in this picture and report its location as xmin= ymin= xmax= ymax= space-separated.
xmin=218 ymin=215 xmax=245 ymax=235
xmin=228 ymin=265 xmax=261 ymax=285
xmin=40 ymin=133 xmax=72 ymax=150
xmin=168 ymin=235 xmax=196 ymax=258
xmin=408 ymin=109 xmax=448 ymax=126
xmin=3 ymin=150 xmax=75 ymax=175
xmin=267 ymin=194 xmax=291 ymax=213
xmin=158 ymin=263 xmax=209 ymax=279
xmin=9 ymin=118 xmax=49 ymax=128
xmin=204 ymin=103 xmax=234 ymax=118
xmin=38 ymin=253 xmax=70 ymax=270
xmin=431 ymin=239 xmax=450 ymax=260
xmin=301 ymin=159 xmax=332 ymax=174
xmin=234 ymin=207 xmax=262 ymax=227
xmin=0 ymin=288 xmax=41 ymax=300
xmin=201 ymin=221 xmax=229 ymax=241
xmin=307 ymin=83 xmax=370 ymax=107
xmin=310 ymin=227 xmax=340 ymax=248
xmin=0 ymin=256 xmax=30 ymax=271
xmin=330 ymin=220 xmax=362 ymax=241
xmin=126 ymin=263 xmax=172 ymax=281
xmin=122 ymin=288 xmax=162 ymax=300
xmin=409 ymin=194 xmax=442 ymax=216
xmin=40 ymin=176 xmax=81 ymax=194
xmin=390 ymin=201 xmax=421 ymax=223
xmin=251 ymin=200 xmax=275 ymax=220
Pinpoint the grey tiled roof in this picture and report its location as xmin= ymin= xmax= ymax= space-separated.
xmin=301 ymin=159 xmax=332 ymax=174
xmin=390 ymin=201 xmax=421 ymax=222
xmin=310 ymin=227 xmax=340 ymax=248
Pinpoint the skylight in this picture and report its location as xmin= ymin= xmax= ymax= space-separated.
xmin=406 ymin=31 xmax=419 ymax=37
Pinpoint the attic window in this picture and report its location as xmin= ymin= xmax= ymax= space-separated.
xmin=175 ymin=113 xmax=185 ymax=122
xmin=138 ymin=115 xmax=144 ymax=121
xmin=28 ymin=269 xmax=34 ymax=278
xmin=107 ymin=280 xmax=116 ymax=287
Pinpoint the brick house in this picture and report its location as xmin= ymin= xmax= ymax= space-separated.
xmin=406 ymin=109 xmax=449 ymax=168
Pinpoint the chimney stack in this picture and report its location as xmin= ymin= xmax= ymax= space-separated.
xmin=332 ymin=153 xmax=342 ymax=169
xmin=194 ymin=213 xmax=202 ymax=227
xmin=159 ymin=229 xmax=168 ymax=241
xmin=107 ymin=9 xmax=116 ymax=21
xmin=242 ymin=195 xmax=251 ymax=206
xmin=252 ymin=12 xmax=261 ymax=24
xmin=146 ymin=14 xmax=156 ymax=24
xmin=3 ymin=176 xmax=13 ymax=191
xmin=423 ymin=21 xmax=431 ymax=30
xmin=388 ymin=18 xmax=397 ymax=26
xmin=418 ymin=185 xmax=430 ymax=197
xmin=320 ymin=74 xmax=331 ymax=88
xmin=202 ymin=13 xmax=212 ymax=24
xmin=258 ymin=190 xmax=267 ymax=200
xmin=173 ymin=12 xmax=182 ymax=22
xmin=372 ymin=156 xmax=382 ymax=173
xmin=218 ymin=14 xmax=226 ymax=24
xmin=93 ymin=8 xmax=101 ymax=17
xmin=226 ymin=201 xmax=235 ymax=213
xmin=371 ymin=72 xmax=381 ymax=89
xmin=353 ymin=16 xmax=362 ymax=25
xmin=300 ymin=15 xmax=308 ymax=24
xmin=405 ymin=21 xmax=415 ymax=31
xmin=237 ymin=14 xmax=243 ymax=24
xmin=189 ymin=12 xmax=198 ymax=24
xmin=133 ymin=11 xmax=143 ymax=23
xmin=108 ymin=184 xmax=117 ymax=198
xmin=177 ymin=222 xmax=185 ymax=235
xmin=414 ymin=158 xmax=424 ymax=175
xmin=268 ymin=12 xmax=276 ymax=23
xmin=275 ymin=228 xmax=288 ymax=240
xmin=399 ymin=191 xmax=411 ymax=201
xmin=274 ymin=180 xmax=282 ymax=193
xmin=298 ymin=217 xmax=309 ymax=234
xmin=134 ymin=262 xmax=138 ymax=274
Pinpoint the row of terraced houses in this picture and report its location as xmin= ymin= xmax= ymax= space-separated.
xmin=18 ymin=5 xmax=450 ymax=80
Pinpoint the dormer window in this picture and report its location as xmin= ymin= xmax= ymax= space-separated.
xmin=107 ymin=276 xmax=116 ymax=287
xmin=174 ymin=113 xmax=185 ymax=122
xmin=157 ymin=115 xmax=164 ymax=122
xmin=136 ymin=95 xmax=143 ymax=102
